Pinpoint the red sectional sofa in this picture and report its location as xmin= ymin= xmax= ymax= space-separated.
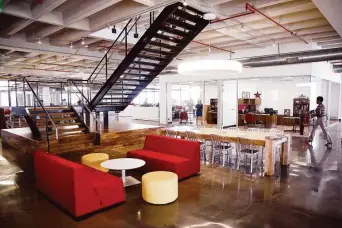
xmin=34 ymin=150 xmax=125 ymax=217
xmin=127 ymin=135 xmax=200 ymax=180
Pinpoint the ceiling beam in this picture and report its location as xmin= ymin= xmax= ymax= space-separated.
xmin=5 ymin=19 xmax=34 ymax=36
xmin=2 ymin=1 xmax=90 ymax=31
xmin=133 ymin=0 xmax=156 ymax=6
xmin=63 ymin=0 xmax=122 ymax=25
xmin=312 ymin=35 xmax=341 ymax=42
xmin=27 ymin=25 xmax=64 ymax=41
xmin=0 ymin=37 xmax=104 ymax=61
xmin=32 ymin=0 xmax=68 ymax=19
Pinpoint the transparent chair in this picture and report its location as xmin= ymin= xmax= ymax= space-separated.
xmin=211 ymin=134 xmax=232 ymax=167
xmin=270 ymin=129 xmax=284 ymax=136
xmin=237 ymin=138 xmax=263 ymax=174
xmin=247 ymin=128 xmax=260 ymax=132
xmin=165 ymin=130 xmax=178 ymax=138
xmin=186 ymin=131 xmax=207 ymax=162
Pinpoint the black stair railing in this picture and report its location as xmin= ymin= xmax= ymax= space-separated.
xmin=23 ymin=77 xmax=58 ymax=152
xmin=67 ymin=80 xmax=102 ymax=133
xmin=87 ymin=16 xmax=141 ymax=84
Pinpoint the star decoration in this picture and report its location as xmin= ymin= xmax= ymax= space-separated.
xmin=254 ymin=91 xmax=261 ymax=98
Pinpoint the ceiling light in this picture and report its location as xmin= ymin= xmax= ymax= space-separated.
xmin=183 ymin=1 xmax=188 ymax=6
xmin=69 ymin=42 xmax=73 ymax=49
xmin=203 ymin=13 xmax=216 ymax=21
xmin=112 ymin=25 xmax=116 ymax=34
xmin=37 ymin=36 xmax=42 ymax=44
xmin=84 ymin=44 xmax=88 ymax=48
xmin=272 ymin=40 xmax=276 ymax=46
xmin=178 ymin=60 xmax=242 ymax=75
xmin=104 ymin=48 xmax=108 ymax=53
xmin=81 ymin=38 xmax=85 ymax=45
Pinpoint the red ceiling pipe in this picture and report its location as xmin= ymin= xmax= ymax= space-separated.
xmin=245 ymin=3 xmax=308 ymax=44
xmin=191 ymin=40 xmax=235 ymax=53
xmin=211 ymin=11 xmax=255 ymax=24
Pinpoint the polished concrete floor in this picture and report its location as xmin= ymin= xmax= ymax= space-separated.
xmin=1 ymin=124 xmax=342 ymax=227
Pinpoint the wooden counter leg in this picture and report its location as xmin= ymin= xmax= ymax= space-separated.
xmin=281 ymin=135 xmax=291 ymax=166
xmin=264 ymin=138 xmax=275 ymax=176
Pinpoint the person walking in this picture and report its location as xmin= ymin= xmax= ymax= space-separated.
xmin=195 ymin=100 xmax=203 ymax=126
xmin=309 ymin=96 xmax=332 ymax=148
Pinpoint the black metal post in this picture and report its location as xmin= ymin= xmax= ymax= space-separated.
xmin=85 ymin=111 xmax=90 ymax=127
xmin=14 ymin=79 xmax=18 ymax=107
xmin=23 ymin=78 xmax=26 ymax=107
xmin=105 ymin=54 xmax=108 ymax=81
xmin=96 ymin=111 xmax=100 ymax=132
xmin=125 ymin=27 xmax=128 ymax=56
xmin=36 ymin=82 xmax=39 ymax=109
xmin=103 ymin=111 xmax=109 ymax=129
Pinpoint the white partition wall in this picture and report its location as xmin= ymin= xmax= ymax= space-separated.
xmin=221 ymin=80 xmax=238 ymax=127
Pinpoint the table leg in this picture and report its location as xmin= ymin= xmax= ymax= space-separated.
xmin=121 ymin=170 xmax=126 ymax=184
xmin=264 ymin=138 xmax=275 ymax=176
xmin=281 ymin=135 xmax=291 ymax=166
xmin=121 ymin=169 xmax=141 ymax=187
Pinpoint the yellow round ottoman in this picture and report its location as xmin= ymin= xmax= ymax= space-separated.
xmin=142 ymin=171 xmax=178 ymax=205
xmin=81 ymin=153 xmax=109 ymax=172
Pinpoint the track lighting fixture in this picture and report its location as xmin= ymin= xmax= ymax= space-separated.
xmin=81 ymin=38 xmax=85 ymax=45
xmin=37 ymin=36 xmax=42 ymax=44
xmin=69 ymin=42 xmax=73 ymax=49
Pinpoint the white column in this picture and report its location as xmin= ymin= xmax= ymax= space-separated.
xmin=159 ymin=81 xmax=172 ymax=124
xmin=217 ymin=80 xmax=223 ymax=127
xmin=327 ymin=80 xmax=332 ymax=122
xmin=339 ymin=75 xmax=342 ymax=121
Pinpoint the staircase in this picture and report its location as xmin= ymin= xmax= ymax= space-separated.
xmin=28 ymin=106 xmax=95 ymax=154
xmin=85 ymin=2 xmax=209 ymax=111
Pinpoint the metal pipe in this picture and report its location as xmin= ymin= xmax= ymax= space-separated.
xmin=241 ymin=47 xmax=342 ymax=67
xmin=212 ymin=11 xmax=255 ymax=24
xmin=245 ymin=3 xmax=308 ymax=44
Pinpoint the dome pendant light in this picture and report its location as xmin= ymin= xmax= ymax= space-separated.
xmin=177 ymin=12 xmax=242 ymax=76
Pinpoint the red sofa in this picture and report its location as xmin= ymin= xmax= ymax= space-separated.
xmin=34 ymin=150 xmax=125 ymax=217
xmin=127 ymin=135 xmax=200 ymax=179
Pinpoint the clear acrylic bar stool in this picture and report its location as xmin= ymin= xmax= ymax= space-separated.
xmin=165 ymin=130 xmax=178 ymax=138
xmin=211 ymin=135 xmax=232 ymax=167
xmin=238 ymin=138 xmax=263 ymax=174
xmin=185 ymin=131 xmax=207 ymax=162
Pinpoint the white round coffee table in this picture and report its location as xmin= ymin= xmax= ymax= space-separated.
xmin=101 ymin=158 xmax=145 ymax=187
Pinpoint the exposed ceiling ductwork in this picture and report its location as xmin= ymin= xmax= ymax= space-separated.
xmin=240 ymin=48 xmax=342 ymax=69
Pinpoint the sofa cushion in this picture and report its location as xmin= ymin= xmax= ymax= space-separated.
xmin=127 ymin=149 xmax=194 ymax=179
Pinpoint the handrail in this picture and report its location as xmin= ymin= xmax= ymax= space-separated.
xmin=89 ymin=16 xmax=141 ymax=83
xmin=69 ymin=80 xmax=91 ymax=104
xmin=23 ymin=77 xmax=58 ymax=152
xmin=87 ymin=18 xmax=133 ymax=83
xmin=68 ymin=82 xmax=101 ymax=133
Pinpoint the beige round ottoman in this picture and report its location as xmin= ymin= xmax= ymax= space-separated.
xmin=81 ymin=153 xmax=109 ymax=172
xmin=142 ymin=171 xmax=178 ymax=205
